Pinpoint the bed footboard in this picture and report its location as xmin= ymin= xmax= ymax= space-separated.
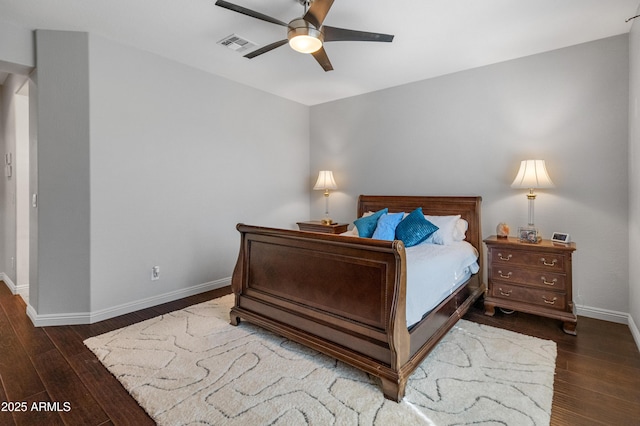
xmin=230 ymin=224 xmax=410 ymax=400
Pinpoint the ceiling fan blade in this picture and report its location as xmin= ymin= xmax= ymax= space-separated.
xmin=311 ymin=46 xmax=333 ymax=72
xmin=303 ymin=0 xmax=334 ymax=29
xmin=323 ymin=26 xmax=394 ymax=43
xmin=244 ymin=39 xmax=288 ymax=58
xmin=215 ymin=0 xmax=287 ymax=27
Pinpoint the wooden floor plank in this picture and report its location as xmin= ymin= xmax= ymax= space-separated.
xmin=43 ymin=324 xmax=154 ymax=423
xmin=70 ymin=312 xmax=153 ymax=341
xmin=0 ymin=294 xmax=55 ymax=357
xmin=559 ymin=350 xmax=640 ymax=391
xmin=552 ymin=384 xmax=640 ymax=425
xmin=31 ymin=348 xmax=109 ymax=425
xmin=550 ymin=405 xmax=608 ymax=426
xmin=0 ymin=374 xmax=17 ymax=426
xmin=44 ymin=325 xmax=97 ymax=359
xmin=12 ymin=391 xmax=65 ymax=426
xmin=0 ymin=302 xmax=47 ymax=401
xmin=67 ymin=351 xmax=155 ymax=425
xmin=555 ymin=368 xmax=640 ymax=405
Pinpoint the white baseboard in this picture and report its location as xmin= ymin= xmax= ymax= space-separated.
xmin=0 ymin=272 xmax=17 ymax=294
xmin=16 ymin=283 xmax=28 ymax=303
xmin=26 ymin=277 xmax=231 ymax=327
xmin=576 ymin=304 xmax=629 ymax=324
xmin=1 ymin=273 xmax=28 ymax=303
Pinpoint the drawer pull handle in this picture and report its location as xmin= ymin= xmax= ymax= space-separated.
xmin=498 ymin=288 xmax=512 ymax=297
xmin=498 ymin=253 xmax=512 ymax=261
xmin=498 ymin=270 xmax=512 ymax=279
xmin=542 ymin=296 xmax=558 ymax=305
xmin=540 ymin=277 xmax=557 ymax=286
xmin=540 ymin=257 xmax=558 ymax=267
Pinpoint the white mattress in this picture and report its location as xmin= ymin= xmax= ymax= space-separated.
xmin=404 ymin=241 xmax=479 ymax=327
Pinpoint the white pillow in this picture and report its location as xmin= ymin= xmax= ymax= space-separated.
xmin=342 ymin=226 xmax=359 ymax=237
xmin=453 ymin=219 xmax=468 ymax=241
xmin=424 ymin=215 xmax=461 ymax=245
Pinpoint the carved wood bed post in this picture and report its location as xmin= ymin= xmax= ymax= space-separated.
xmin=230 ymin=224 xmax=246 ymax=326
xmin=382 ymin=239 xmax=410 ymax=400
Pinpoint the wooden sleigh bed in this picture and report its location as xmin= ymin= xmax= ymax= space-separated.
xmin=230 ymin=195 xmax=484 ymax=402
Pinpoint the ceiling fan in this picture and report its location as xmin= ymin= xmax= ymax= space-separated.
xmin=215 ymin=0 xmax=394 ymax=71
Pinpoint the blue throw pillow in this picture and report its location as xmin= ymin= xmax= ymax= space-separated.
xmin=354 ymin=208 xmax=388 ymax=238
xmin=372 ymin=212 xmax=405 ymax=240
xmin=395 ymin=207 xmax=439 ymax=247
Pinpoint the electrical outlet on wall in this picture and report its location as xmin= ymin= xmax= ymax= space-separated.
xmin=151 ymin=266 xmax=160 ymax=281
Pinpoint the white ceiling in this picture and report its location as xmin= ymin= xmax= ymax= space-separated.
xmin=0 ymin=0 xmax=638 ymax=105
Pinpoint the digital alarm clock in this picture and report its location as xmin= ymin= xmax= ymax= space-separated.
xmin=551 ymin=232 xmax=570 ymax=243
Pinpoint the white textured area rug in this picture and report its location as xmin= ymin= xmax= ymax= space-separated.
xmin=85 ymin=295 xmax=556 ymax=425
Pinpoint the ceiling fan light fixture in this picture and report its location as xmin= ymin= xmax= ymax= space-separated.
xmin=289 ymin=34 xmax=322 ymax=53
xmin=288 ymin=19 xmax=323 ymax=53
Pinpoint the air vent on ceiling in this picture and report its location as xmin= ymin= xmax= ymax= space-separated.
xmin=217 ymin=34 xmax=257 ymax=53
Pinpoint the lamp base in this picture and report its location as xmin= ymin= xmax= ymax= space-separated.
xmin=517 ymin=226 xmax=541 ymax=243
xmin=320 ymin=218 xmax=333 ymax=225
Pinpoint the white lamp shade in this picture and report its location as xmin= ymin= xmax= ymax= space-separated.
xmin=313 ymin=170 xmax=337 ymax=190
xmin=511 ymin=160 xmax=555 ymax=189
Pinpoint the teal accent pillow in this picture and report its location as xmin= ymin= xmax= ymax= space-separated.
xmin=395 ymin=207 xmax=439 ymax=247
xmin=372 ymin=212 xmax=405 ymax=240
xmin=354 ymin=208 xmax=388 ymax=238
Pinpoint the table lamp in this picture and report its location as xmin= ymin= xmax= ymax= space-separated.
xmin=313 ymin=170 xmax=337 ymax=225
xmin=511 ymin=159 xmax=554 ymax=242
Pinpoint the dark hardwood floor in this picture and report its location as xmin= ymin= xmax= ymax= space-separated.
xmin=1 ymin=281 xmax=639 ymax=425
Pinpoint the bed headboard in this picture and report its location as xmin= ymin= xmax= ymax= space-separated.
xmin=357 ymin=195 xmax=483 ymax=283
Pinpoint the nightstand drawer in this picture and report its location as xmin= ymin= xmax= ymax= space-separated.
xmin=491 ymin=284 xmax=567 ymax=311
xmin=490 ymin=247 xmax=566 ymax=271
xmin=490 ymin=266 xmax=567 ymax=290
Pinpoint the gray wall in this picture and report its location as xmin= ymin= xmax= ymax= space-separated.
xmin=87 ymin=34 xmax=310 ymax=313
xmin=2 ymin=28 xmax=310 ymax=323
xmin=33 ymin=30 xmax=91 ymax=314
xmin=0 ymin=19 xmax=34 ymax=73
xmin=629 ymin=8 xmax=640 ymax=342
xmin=310 ymin=35 xmax=630 ymax=320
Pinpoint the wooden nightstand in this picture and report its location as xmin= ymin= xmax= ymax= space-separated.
xmin=297 ymin=221 xmax=349 ymax=234
xmin=483 ymin=235 xmax=578 ymax=335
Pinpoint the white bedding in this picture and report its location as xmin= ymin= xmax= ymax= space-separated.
xmin=404 ymin=241 xmax=479 ymax=327
xmin=339 ymin=230 xmax=479 ymax=327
